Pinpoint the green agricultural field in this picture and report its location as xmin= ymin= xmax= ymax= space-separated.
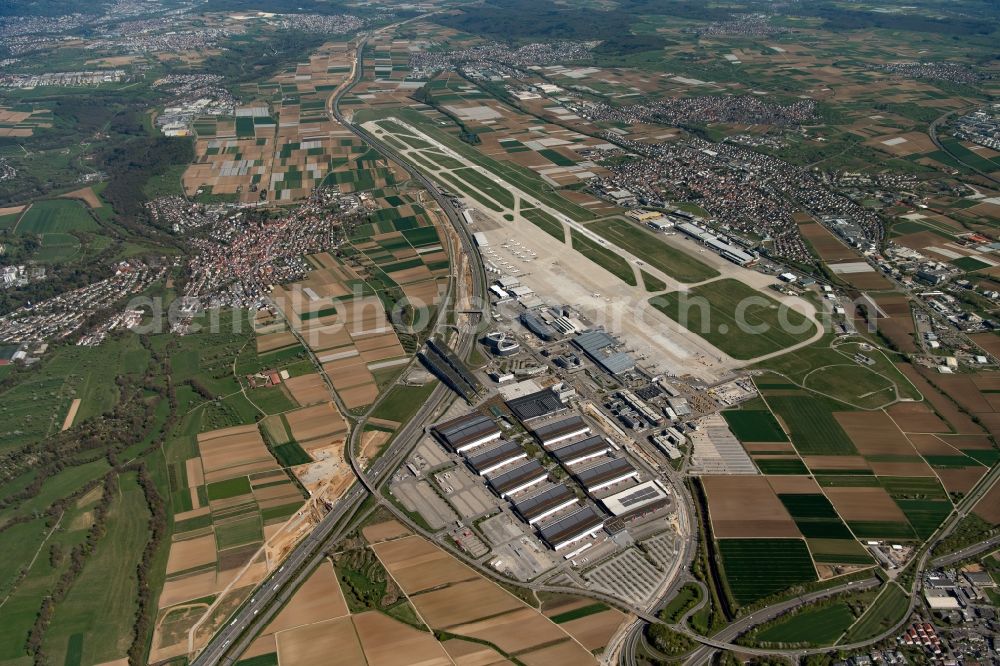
xmin=588 ymin=217 xmax=719 ymax=283
xmin=952 ymin=256 xmax=991 ymax=272
xmin=753 ymin=602 xmax=856 ymax=646
xmin=803 ymin=365 xmax=896 ymax=408
xmin=895 ymin=499 xmax=952 ymax=539
xmin=723 ymin=409 xmax=788 ymax=442
xmin=272 ymin=441 xmax=311 ymax=467
xmin=571 ymin=230 xmax=638 ymax=286
xmin=764 ymin=394 xmax=857 ymax=456
xmin=755 ymin=458 xmax=809 ymax=475
xmin=215 ymin=515 xmax=263 ymax=550
xmin=880 ymin=477 xmax=948 ymax=500
xmin=521 ymin=207 xmax=565 ymax=242
xmin=806 ymin=538 xmax=873 ymax=565
xmin=16 ymin=199 xmax=97 ymax=234
xmin=368 ymin=381 xmax=438 ymax=423
xmin=717 ymin=538 xmax=816 ymax=606
xmin=841 ymin=583 xmax=909 ymax=643
xmin=650 ymin=279 xmax=816 ymax=360
xmin=549 ymin=602 xmax=609 ymax=623
xmin=778 ymin=493 xmax=854 ymax=539
xmin=206 ymin=476 xmax=252 ymax=501
xmin=847 ymin=521 xmax=916 ymax=540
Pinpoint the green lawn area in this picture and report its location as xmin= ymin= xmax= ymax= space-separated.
xmin=42 ymin=473 xmax=150 ymax=666
xmin=571 ymin=230 xmax=637 ymax=286
xmin=521 ymin=207 xmax=565 ymax=242
xmin=449 ymin=168 xmax=515 ymax=209
xmin=765 ymin=393 xmax=858 ymax=456
xmin=841 ymin=583 xmax=909 ymax=642
xmin=588 ymin=217 xmax=719 ymax=283
xmin=650 ymin=279 xmax=816 ymax=360
xmin=753 ymin=602 xmax=856 ymax=646
xmin=717 ymin=538 xmax=816 ymax=606
xmin=803 ymin=364 xmax=897 ymax=408
xmin=16 ymin=199 xmax=97 ymax=234
xmin=641 ymin=270 xmax=666 ymax=292
xmin=722 ymin=409 xmax=788 ymax=442
xmin=368 ymin=381 xmax=438 ymax=423
xmin=951 ymin=256 xmax=991 ymax=272
xmin=660 ymin=583 xmax=702 ymax=623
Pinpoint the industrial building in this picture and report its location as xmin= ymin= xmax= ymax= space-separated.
xmin=573 ymin=330 xmax=635 ymax=376
xmin=484 ymin=331 xmax=520 ymax=356
xmin=466 ymin=440 xmax=527 ymax=476
xmin=676 ymin=222 xmax=756 ymax=267
xmin=533 ymin=415 xmax=591 ymax=448
xmin=600 ymin=480 xmax=671 ymax=518
xmin=550 ymin=435 xmax=612 ymax=467
xmin=520 ymin=311 xmax=558 ymax=341
xmin=512 ymin=484 xmax=579 ymax=525
xmin=421 ymin=338 xmax=482 ymax=402
xmin=487 ymin=460 xmax=549 ymax=498
xmin=617 ymin=389 xmax=662 ymax=426
xmin=433 ymin=413 xmax=502 ymax=453
xmin=506 ymin=387 xmax=567 ymax=423
xmin=575 ymin=458 xmax=639 ymax=494
xmin=537 ymin=505 xmax=606 ymax=551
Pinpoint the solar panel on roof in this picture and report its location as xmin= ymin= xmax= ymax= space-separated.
xmin=619 ymin=486 xmax=660 ymax=507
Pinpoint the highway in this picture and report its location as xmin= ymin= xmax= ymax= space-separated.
xmin=190 ymin=17 xmax=487 ymax=665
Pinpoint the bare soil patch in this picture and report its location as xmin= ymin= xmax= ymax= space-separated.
xmin=936 ymin=467 xmax=987 ymax=495
xmin=60 ymin=186 xmax=102 ymax=208
xmin=372 ymin=535 xmax=477 ymax=594
xmin=766 ymin=475 xmax=822 ymax=494
xmin=824 ymin=487 xmax=907 ymax=522
xmin=265 ymin=561 xmax=349 ymax=634
xmin=701 ymin=475 xmax=800 ymax=538
xmin=283 ymin=373 xmax=329 ymax=406
xmin=449 ymin=608 xmax=567 ymax=654
xmin=518 ymin=640 xmax=597 ymax=666
xmin=410 ymin=579 xmax=523 ymax=628
xmin=353 ymin=611 xmax=452 ymax=666
xmin=973 ymin=483 xmax=1000 ymax=524
xmin=276 ymin=616 xmax=365 ymax=666
xmin=886 ymin=402 xmax=949 ymax=433
xmin=834 ymin=411 xmax=915 ymax=457
xmin=559 ymin=609 xmax=626 ymax=651
xmin=362 ymin=519 xmax=412 ymax=543
xmin=166 ymin=533 xmax=217 ymax=575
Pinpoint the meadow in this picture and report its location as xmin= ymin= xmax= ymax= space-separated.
xmin=587 ymin=217 xmax=719 ymax=284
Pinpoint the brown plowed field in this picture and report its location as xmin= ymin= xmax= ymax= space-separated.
xmin=929 ymin=375 xmax=993 ymax=413
xmin=264 ymin=561 xmax=348 ymax=634
xmin=802 ymin=455 xmax=871 ymax=470
xmin=166 ymin=534 xmax=216 ymax=575
xmin=410 ymin=579 xmax=523 ymax=628
xmin=517 ymin=640 xmax=597 ymax=666
xmin=558 ymin=609 xmax=625 ymax=651
xmin=833 ymin=412 xmax=915 ymax=457
xmin=372 ymin=535 xmax=477 ymax=594
xmin=449 ymin=608 xmax=568 ymax=654
xmin=285 ymin=402 xmax=348 ymax=442
xmin=766 ymin=476 xmax=822 ymax=494
xmin=276 ymin=616 xmax=364 ymax=666
xmin=340 ymin=383 xmax=380 ymax=409
xmin=60 ymin=186 xmax=103 ymax=208
xmin=824 ymin=487 xmax=907 ymax=522
xmin=441 ymin=638 xmax=512 ymax=666
xmin=885 ymin=402 xmax=949 ymax=433
xmin=300 ymin=325 xmax=353 ymax=351
xmin=197 ymin=425 xmax=274 ymax=477
xmin=799 ymin=222 xmax=861 ymax=262
xmin=937 ymin=434 xmax=995 ymax=449
xmin=898 ymin=365 xmax=981 ymax=433
xmin=362 ymin=519 xmax=412 ymax=543
xmin=906 ymin=434 xmax=959 ymax=456
xmin=353 ymin=611 xmax=452 ymax=666
xmin=283 ymin=373 xmax=329 ymax=406
xmin=869 ymin=460 xmax=935 ymax=476
xmin=973 ymin=483 xmax=1000 ymax=525
xmin=701 ymin=476 xmax=800 ymax=538
xmin=257 ymin=331 xmax=298 ymax=353
xmin=937 ymin=467 xmax=987 ymax=495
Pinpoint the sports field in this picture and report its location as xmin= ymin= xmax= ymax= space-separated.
xmin=650 ymin=279 xmax=816 ymax=360
xmin=717 ymin=538 xmax=816 ymax=606
xmin=587 ymin=217 xmax=718 ymax=283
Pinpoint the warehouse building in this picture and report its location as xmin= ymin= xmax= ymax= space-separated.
xmin=487 ymin=460 xmax=548 ymax=498
xmin=573 ymin=330 xmax=635 ymax=376
xmin=533 ymin=415 xmax=591 ymax=448
xmin=550 ymin=435 xmax=612 ymax=467
xmin=600 ymin=480 xmax=671 ymax=519
xmin=507 ymin=387 xmax=567 ymax=423
xmin=575 ymin=458 xmax=639 ymax=494
xmin=433 ymin=413 xmax=502 ymax=453
xmin=466 ymin=440 xmax=527 ymax=476
xmin=537 ymin=505 xmax=606 ymax=551
xmin=512 ymin=484 xmax=579 ymax=525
